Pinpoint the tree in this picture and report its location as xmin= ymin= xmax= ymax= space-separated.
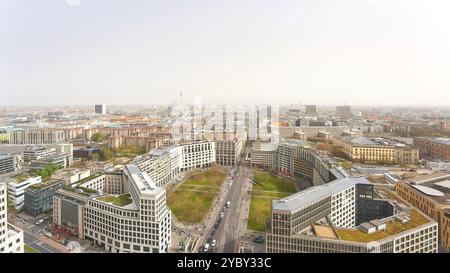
xmin=91 ymin=132 xmax=104 ymax=142
xmin=36 ymin=164 xmax=60 ymax=181
xmin=102 ymin=147 xmax=113 ymax=160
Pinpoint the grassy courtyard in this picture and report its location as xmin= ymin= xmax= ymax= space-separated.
xmin=247 ymin=170 xmax=297 ymax=232
xmin=168 ymin=166 xmax=227 ymax=224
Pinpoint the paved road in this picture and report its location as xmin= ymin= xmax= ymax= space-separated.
xmin=24 ymin=230 xmax=61 ymax=253
xmin=200 ymin=144 xmax=252 ymax=253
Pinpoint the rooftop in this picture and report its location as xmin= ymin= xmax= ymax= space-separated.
xmin=273 ymin=177 xmax=370 ymax=212
xmin=404 ymin=172 xmax=450 ymax=205
xmin=335 ymin=210 xmax=431 ymax=243
xmin=96 ymin=193 xmax=133 ymax=207
xmin=415 ymin=137 xmax=450 ymax=146
xmin=336 ymin=136 xmax=413 ymax=148
xmin=11 ymin=173 xmax=32 ymax=183
xmin=28 ymin=179 xmax=62 ymax=190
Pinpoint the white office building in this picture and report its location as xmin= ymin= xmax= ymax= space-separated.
xmin=7 ymin=175 xmax=42 ymax=210
xmin=53 ymin=164 xmax=171 ymax=253
xmin=0 ymin=183 xmax=24 ymax=253
xmin=180 ymin=141 xmax=216 ymax=171
xmin=23 ymin=145 xmax=56 ymax=162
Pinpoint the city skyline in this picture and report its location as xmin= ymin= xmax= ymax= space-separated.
xmin=2 ymin=0 xmax=450 ymax=106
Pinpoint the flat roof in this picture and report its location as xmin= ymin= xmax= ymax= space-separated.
xmin=411 ymin=185 xmax=444 ymax=197
xmin=404 ymin=172 xmax=450 ymax=205
xmin=415 ymin=137 xmax=450 ymax=146
xmin=434 ymin=180 xmax=450 ymax=190
xmin=335 ymin=210 xmax=431 ymax=243
xmin=313 ymin=225 xmax=337 ymax=239
xmin=273 ymin=177 xmax=370 ymax=212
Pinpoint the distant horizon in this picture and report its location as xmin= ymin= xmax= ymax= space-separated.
xmin=0 ymin=103 xmax=449 ymax=109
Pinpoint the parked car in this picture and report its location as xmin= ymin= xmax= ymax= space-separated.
xmin=253 ymin=236 xmax=264 ymax=244
xmin=204 ymin=243 xmax=210 ymax=252
xmin=211 ymin=239 xmax=217 ymax=247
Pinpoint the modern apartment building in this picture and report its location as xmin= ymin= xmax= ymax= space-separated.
xmin=0 ymin=183 xmax=24 ymax=253
xmin=215 ymin=138 xmax=243 ymax=166
xmin=334 ymin=136 xmax=420 ymax=165
xmin=9 ymin=129 xmax=65 ymax=144
xmin=53 ymin=164 xmax=171 ymax=253
xmin=395 ymin=172 xmax=450 ymax=252
xmin=7 ymin=174 xmax=42 ymax=210
xmin=266 ymin=177 xmax=438 ymax=253
xmin=179 ymin=141 xmax=216 ymax=171
xmin=0 ymin=154 xmax=23 ymax=175
xmin=24 ymin=180 xmax=63 ymax=216
xmin=414 ymin=137 xmax=450 ymax=161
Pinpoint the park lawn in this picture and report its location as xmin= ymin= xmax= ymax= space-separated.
xmin=24 ymin=244 xmax=39 ymax=253
xmin=248 ymin=170 xmax=297 ymax=232
xmin=168 ymin=166 xmax=227 ymax=224
xmin=183 ymin=167 xmax=227 ymax=187
xmin=253 ymin=170 xmax=297 ymax=193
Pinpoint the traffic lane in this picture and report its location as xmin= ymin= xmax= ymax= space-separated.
xmin=29 ymin=243 xmax=52 ymax=253
xmin=222 ymin=164 xmax=247 ymax=252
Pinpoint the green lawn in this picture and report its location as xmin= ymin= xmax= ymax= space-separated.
xmin=168 ymin=166 xmax=227 ymax=224
xmin=252 ymin=170 xmax=297 ymax=193
xmin=24 ymin=244 xmax=39 ymax=253
xmin=248 ymin=170 xmax=297 ymax=232
xmin=97 ymin=193 xmax=132 ymax=207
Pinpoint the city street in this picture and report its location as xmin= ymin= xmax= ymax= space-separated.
xmin=199 ymin=144 xmax=253 ymax=253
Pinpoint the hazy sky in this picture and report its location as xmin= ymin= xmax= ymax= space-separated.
xmin=1 ymin=0 xmax=450 ymax=106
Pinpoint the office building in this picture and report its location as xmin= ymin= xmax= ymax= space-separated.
xmin=336 ymin=105 xmax=352 ymax=119
xmin=95 ymin=104 xmax=107 ymax=115
xmin=7 ymin=174 xmax=42 ymax=210
xmin=0 ymin=154 xmax=23 ymax=175
xmin=52 ymin=168 xmax=92 ymax=186
xmin=0 ymin=126 xmax=12 ymax=143
xmin=53 ymin=164 xmax=171 ymax=253
xmin=23 ymin=145 xmax=56 ymax=162
xmin=135 ymin=147 xmax=181 ymax=188
xmin=275 ymin=139 xmax=331 ymax=185
xmin=305 ymin=105 xmax=317 ymax=115
xmin=215 ymin=138 xmax=243 ymax=166
xmin=24 ymin=180 xmax=63 ymax=216
xmin=267 ymin=177 xmax=438 ymax=253
xmin=396 ymin=172 xmax=450 ymax=252
xmin=9 ymin=129 xmax=65 ymax=145
xmin=179 ymin=141 xmax=216 ymax=171
xmin=414 ymin=137 xmax=450 ymax=161
xmin=30 ymin=153 xmax=73 ymax=171
xmin=333 ymin=137 xmax=420 ymax=165
xmin=251 ymin=142 xmax=276 ymax=169
xmin=0 ymin=183 xmax=24 ymax=253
